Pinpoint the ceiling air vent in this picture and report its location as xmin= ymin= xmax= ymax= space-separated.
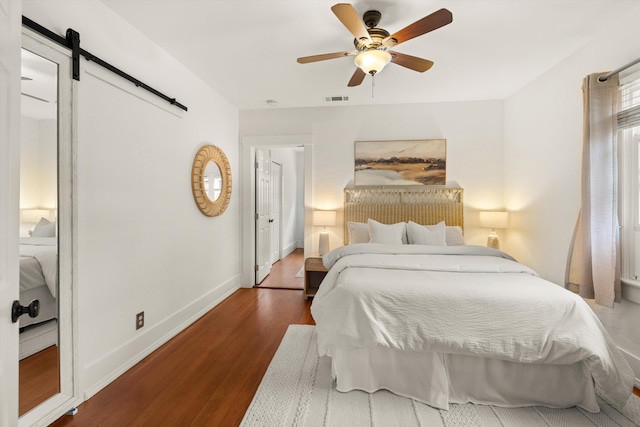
xmin=324 ymin=96 xmax=350 ymax=103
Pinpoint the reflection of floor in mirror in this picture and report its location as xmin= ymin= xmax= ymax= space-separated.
xmin=19 ymin=344 xmax=59 ymax=416
xmin=20 ymin=319 xmax=58 ymax=360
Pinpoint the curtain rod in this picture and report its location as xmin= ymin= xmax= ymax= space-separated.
xmin=22 ymin=16 xmax=188 ymax=112
xmin=598 ymin=56 xmax=640 ymax=82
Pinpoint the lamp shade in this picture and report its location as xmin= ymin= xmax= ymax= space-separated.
xmin=313 ymin=210 xmax=337 ymax=227
xmin=479 ymin=211 xmax=509 ymax=229
xmin=354 ymin=50 xmax=392 ymax=75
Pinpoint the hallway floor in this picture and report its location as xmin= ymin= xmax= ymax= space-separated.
xmin=255 ymin=248 xmax=304 ymax=290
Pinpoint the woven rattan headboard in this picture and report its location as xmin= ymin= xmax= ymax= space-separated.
xmin=343 ymin=186 xmax=464 ymax=244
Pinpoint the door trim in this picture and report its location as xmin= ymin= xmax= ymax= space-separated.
xmin=241 ymin=135 xmax=313 ymax=288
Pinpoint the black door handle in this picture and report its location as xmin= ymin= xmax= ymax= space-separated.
xmin=12 ymin=300 xmax=39 ymax=323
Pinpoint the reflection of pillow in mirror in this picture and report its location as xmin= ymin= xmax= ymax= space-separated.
xmin=347 ymin=221 xmax=369 ymax=244
xmin=446 ymin=226 xmax=466 ymax=246
xmin=407 ymin=221 xmax=446 ymax=246
xmin=32 ymin=217 xmax=56 ymax=237
xmin=368 ymin=219 xmax=407 ymax=245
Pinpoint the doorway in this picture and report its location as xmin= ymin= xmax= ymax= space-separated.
xmin=240 ymin=135 xmax=313 ymax=290
xmin=254 ymin=147 xmax=304 ymax=288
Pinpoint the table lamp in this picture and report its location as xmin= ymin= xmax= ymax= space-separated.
xmin=479 ymin=211 xmax=508 ymax=249
xmin=313 ymin=210 xmax=337 ymax=255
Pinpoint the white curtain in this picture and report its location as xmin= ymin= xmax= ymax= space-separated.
xmin=565 ymin=73 xmax=620 ymax=308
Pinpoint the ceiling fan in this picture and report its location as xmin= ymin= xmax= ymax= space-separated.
xmin=297 ymin=4 xmax=453 ymax=87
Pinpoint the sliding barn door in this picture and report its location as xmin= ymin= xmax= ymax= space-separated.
xmin=0 ymin=0 xmax=21 ymax=424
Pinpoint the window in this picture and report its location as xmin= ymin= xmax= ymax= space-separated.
xmin=618 ymin=76 xmax=640 ymax=291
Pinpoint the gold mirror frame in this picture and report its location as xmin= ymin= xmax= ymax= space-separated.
xmin=191 ymin=145 xmax=232 ymax=217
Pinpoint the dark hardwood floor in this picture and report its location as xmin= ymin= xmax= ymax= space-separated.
xmin=50 ymin=288 xmax=314 ymax=426
xmin=19 ymin=345 xmax=59 ymax=416
xmin=255 ymin=248 xmax=304 ymax=290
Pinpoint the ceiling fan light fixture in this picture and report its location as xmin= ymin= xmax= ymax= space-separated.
xmin=354 ymin=50 xmax=392 ymax=75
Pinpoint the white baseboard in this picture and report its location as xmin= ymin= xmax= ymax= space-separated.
xmin=282 ymin=241 xmax=297 ymax=258
xmin=622 ymin=280 xmax=640 ymax=305
xmin=82 ymin=275 xmax=240 ymax=400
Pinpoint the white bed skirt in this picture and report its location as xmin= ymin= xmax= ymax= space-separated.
xmin=19 ymin=285 xmax=57 ymax=328
xmin=331 ymin=346 xmax=599 ymax=412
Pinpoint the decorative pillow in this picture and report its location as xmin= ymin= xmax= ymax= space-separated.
xmin=406 ymin=221 xmax=447 ymax=246
xmin=31 ymin=217 xmax=56 ymax=237
xmin=368 ymin=219 xmax=407 ymax=245
xmin=446 ymin=226 xmax=466 ymax=246
xmin=347 ymin=221 xmax=369 ymax=244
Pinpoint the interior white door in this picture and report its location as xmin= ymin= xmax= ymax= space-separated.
xmin=270 ymin=162 xmax=282 ymax=264
xmin=0 ymin=0 xmax=21 ymax=424
xmin=255 ymin=149 xmax=272 ymax=283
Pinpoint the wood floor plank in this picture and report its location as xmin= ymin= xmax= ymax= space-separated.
xmin=19 ymin=345 xmax=59 ymax=416
xmin=255 ymin=248 xmax=304 ymax=290
xmin=50 ymin=287 xmax=313 ymax=427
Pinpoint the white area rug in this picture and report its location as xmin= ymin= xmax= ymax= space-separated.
xmin=19 ymin=320 xmax=57 ymax=360
xmin=241 ymin=325 xmax=640 ymax=426
xmin=295 ymin=267 xmax=304 ymax=278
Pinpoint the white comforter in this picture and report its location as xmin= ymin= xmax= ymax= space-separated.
xmin=19 ymin=237 xmax=57 ymax=298
xmin=311 ymin=244 xmax=634 ymax=408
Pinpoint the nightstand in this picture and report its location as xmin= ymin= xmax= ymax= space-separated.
xmin=304 ymin=256 xmax=328 ymax=299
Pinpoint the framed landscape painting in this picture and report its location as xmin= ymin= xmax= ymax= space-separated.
xmin=354 ymin=139 xmax=446 ymax=186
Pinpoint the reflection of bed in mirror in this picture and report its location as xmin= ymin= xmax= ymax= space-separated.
xmin=19 ymin=218 xmax=58 ymax=360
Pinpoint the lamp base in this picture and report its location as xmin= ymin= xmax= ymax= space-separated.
xmin=319 ymin=231 xmax=330 ymax=256
xmin=486 ymin=230 xmax=500 ymax=250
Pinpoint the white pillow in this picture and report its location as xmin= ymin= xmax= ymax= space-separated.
xmin=406 ymin=221 xmax=446 ymax=246
xmin=446 ymin=226 xmax=466 ymax=246
xmin=31 ymin=217 xmax=56 ymax=237
xmin=368 ymin=219 xmax=407 ymax=245
xmin=347 ymin=221 xmax=369 ymax=244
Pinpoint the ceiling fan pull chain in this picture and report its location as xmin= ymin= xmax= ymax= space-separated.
xmin=371 ymin=74 xmax=375 ymax=98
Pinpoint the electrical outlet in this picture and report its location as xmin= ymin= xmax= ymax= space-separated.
xmin=136 ymin=311 xmax=144 ymax=330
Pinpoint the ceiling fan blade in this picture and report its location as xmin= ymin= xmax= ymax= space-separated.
xmin=21 ymin=92 xmax=49 ymax=103
xmin=297 ymin=51 xmax=357 ymax=64
xmin=331 ymin=3 xmax=372 ymax=45
xmin=348 ymin=68 xmax=366 ymax=87
xmin=383 ymin=8 xmax=452 ymax=48
xmin=389 ymin=51 xmax=434 ymax=72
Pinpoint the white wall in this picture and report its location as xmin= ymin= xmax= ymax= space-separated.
xmin=20 ymin=117 xmax=41 ymax=209
xmin=270 ymin=147 xmax=304 ymax=254
xmin=241 ymin=101 xmax=506 ymax=252
xmin=23 ymin=0 xmax=241 ymax=400
xmin=20 ymin=117 xmax=56 ymax=236
xmin=504 ymin=6 xmax=640 ymax=380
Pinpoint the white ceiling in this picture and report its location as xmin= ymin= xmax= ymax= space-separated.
xmin=100 ymin=0 xmax=640 ymax=111
xmin=21 ymin=48 xmax=57 ymax=120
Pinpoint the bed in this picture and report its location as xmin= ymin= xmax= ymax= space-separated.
xmin=20 ymin=220 xmax=58 ymax=329
xmin=310 ymin=186 xmax=634 ymax=412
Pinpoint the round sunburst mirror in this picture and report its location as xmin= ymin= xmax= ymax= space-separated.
xmin=191 ymin=145 xmax=232 ymax=217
